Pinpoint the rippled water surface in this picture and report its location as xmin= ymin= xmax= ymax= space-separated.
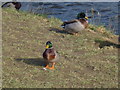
xmin=20 ymin=2 xmax=119 ymax=34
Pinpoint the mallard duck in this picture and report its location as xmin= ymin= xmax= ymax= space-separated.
xmin=61 ymin=12 xmax=88 ymax=35
xmin=1 ymin=2 xmax=21 ymax=10
xmin=43 ymin=41 xmax=59 ymax=70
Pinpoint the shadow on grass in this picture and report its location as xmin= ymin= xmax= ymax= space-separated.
xmin=15 ymin=58 xmax=45 ymax=67
xmin=95 ymin=40 xmax=120 ymax=48
xmin=49 ymin=28 xmax=72 ymax=35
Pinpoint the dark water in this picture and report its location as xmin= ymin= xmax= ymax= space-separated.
xmin=20 ymin=2 xmax=119 ymax=35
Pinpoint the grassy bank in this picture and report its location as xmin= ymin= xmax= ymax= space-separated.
xmin=2 ymin=8 xmax=119 ymax=88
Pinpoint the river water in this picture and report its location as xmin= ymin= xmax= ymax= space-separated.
xmin=20 ymin=2 xmax=119 ymax=35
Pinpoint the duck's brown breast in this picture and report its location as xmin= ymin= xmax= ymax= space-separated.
xmin=78 ymin=19 xmax=88 ymax=28
xmin=43 ymin=48 xmax=56 ymax=61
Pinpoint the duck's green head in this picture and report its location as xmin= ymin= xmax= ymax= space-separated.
xmin=77 ymin=12 xmax=88 ymax=20
xmin=46 ymin=41 xmax=53 ymax=48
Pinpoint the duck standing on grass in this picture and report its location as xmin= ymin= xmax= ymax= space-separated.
xmin=43 ymin=41 xmax=59 ymax=70
xmin=1 ymin=1 xmax=21 ymax=10
xmin=61 ymin=12 xmax=88 ymax=35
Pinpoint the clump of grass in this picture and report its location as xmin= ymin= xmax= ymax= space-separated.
xmin=48 ymin=16 xmax=62 ymax=27
xmin=88 ymin=24 xmax=97 ymax=31
xmin=88 ymin=24 xmax=113 ymax=36
xmin=35 ymin=13 xmax=48 ymax=18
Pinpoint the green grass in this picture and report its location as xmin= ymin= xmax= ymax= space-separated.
xmin=2 ymin=8 xmax=119 ymax=88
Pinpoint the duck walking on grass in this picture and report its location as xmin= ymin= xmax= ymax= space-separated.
xmin=61 ymin=12 xmax=88 ymax=35
xmin=43 ymin=41 xmax=59 ymax=70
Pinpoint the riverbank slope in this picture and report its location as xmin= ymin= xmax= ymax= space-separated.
xmin=2 ymin=8 xmax=119 ymax=88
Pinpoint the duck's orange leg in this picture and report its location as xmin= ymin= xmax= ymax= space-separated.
xmin=48 ymin=62 xmax=55 ymax=70
xmin=45 ymin=64 xmax=49 ymax=69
